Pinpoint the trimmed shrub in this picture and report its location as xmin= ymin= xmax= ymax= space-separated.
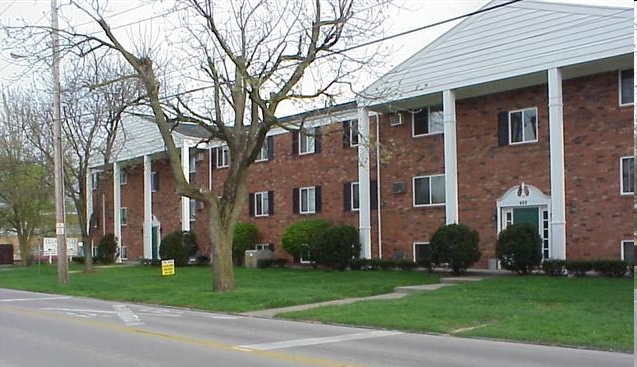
xmin=496 ymin=223 xmax=542 ymax=275
xmin=232 ymin=222 xmax=259 ymax=265
xmin=593 ymin=260 xmax=628 ymax=277
xmin=565 ymin=260 xmax=592 ymax=276
xmin=159 ymin=231 xmax=198 ymax=266
xmin=96 ymin=233 xmax=117 ymax=265
xmin=349 ymin=258 xmax=367 ymax=271
xmin=195 ymin=254 xmax=210 ymax=266
xmin=272 ymin=258 xmax=288 ymax=268
xmin=396 ymin=260 xmax=418 ymax=271
xmin=430 ymin=223 xmax=481 ymax=274
xmin=281 ymin=219 xmax=330 ymax=262
xmin=256 ymin=259 xmax=273 ymax=268
xmin=310 ymin=224 xmax=360 ymax=270
xmin=541 ymin=259 xmax=566 ymax=276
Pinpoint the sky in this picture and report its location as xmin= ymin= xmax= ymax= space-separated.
xmin=0 ymin=0 xmax=632 ymax=116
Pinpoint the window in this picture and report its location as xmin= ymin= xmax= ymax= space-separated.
xmin=216 ymin=146 xmax=229 ymax=168
xmin=293 ymin=186 xmax=321 ymax=214
xmin=189 ymin=199 xmax=196 ymax=221
xmin=255 ymin=136 xmax=273 ymax=162
xmin=413 ymin=243 xmax=431 ymax=263
xmin=189 ymin=155 xmax=196 ymax=173
xmin=119 ymin=170 xmax=127 ymax=185
xmin=120 ymin=245 xmax=128 ymax=260
xmin=621 ymin=240 xmax=634 ymax=262
xmin=412 ymin=105 xmax=443 ymax=137
xmin=342 ymin=120 xmax=359 ymax=147
xmin=91 ymin=172 xmax=99 ymax=191
xmin=509 ymin=108 xmax=537 ymax=144
xmin=151 ymin=172 xmax=159 ymax=192
xmin=120 ymin=207 xmax=127 ymax=226
xmin=300 ymin=129 xmax=316 ymax=154
xmin=251 ymin=191 xmax=271 ymax=217
xmin=413 ymin=175 xmax=445 ymax=206
xmin=343 ymin=182 xmax=359 ymax=211
xmin=620 ymin=156 xmax=634 ymax=195
xmin=619 ymin=69 xmax=634 ymax=106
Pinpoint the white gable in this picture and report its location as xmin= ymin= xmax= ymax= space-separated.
xmin=361 ymin=0 xmax=632 ymax=107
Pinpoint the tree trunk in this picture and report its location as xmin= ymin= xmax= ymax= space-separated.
xmin=18 ymin=233 xmax=31 ymax=267
xmin=209 ymin=209 xmax=235 ymax=292
xmin=83 ymin=234 xmax=94 ymax=272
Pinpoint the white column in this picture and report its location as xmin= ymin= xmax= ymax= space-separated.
xmin=143 ymin=155 xmax=152 ymax=259
xmin=85 ymin=169 xmax=93 ymax=236
xmin=443 ymin=90 xmax=459 ymax=224
xmin=113 ymin=161 xmax=122 ymax=263
xmin=357 ymin=107 xmax=372 ymax=259
xmin=548 ymin=68 xmax=566 ymax=260
xmin=181 ymin=143 xmax=191 ymax=231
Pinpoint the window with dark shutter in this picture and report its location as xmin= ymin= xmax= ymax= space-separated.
xmin=268 ymin=190 xmax=274 ymax=215
xmin=315 ymin=185 xmax=322 ymax=213
xmin=370 ymin=180 xmax=378 ymax=209
xmin=497 ymin=111 xmax=509 ymax=146
xmin=267 ymin=136 xmax=274 ymax=160
xmin=314 ymin=127 xmax=322 ymax=153
xmin=343 ymin=182 xmax=351 ymax=211
xmin=249 ymin=193 xmax=255 ymax=216
xmin=292 ymin=131 xmax=299 ymax=155
xmin=342 ymin=121 xmax=351 ymax=148
xmin=412 ymin=110 xmax=428 ymax=136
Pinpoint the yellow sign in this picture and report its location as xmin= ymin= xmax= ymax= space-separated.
xmin=161 ymin=259 xmax=175 ymax=276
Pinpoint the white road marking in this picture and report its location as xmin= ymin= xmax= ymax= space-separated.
xmin=0 ymin=296 xmax=71 ymax=302
xmin=237 ymin=330 xmax=402 ymax=351
xmin=113 ymin=304 xmax=144 ymax=326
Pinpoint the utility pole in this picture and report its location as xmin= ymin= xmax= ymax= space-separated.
xmin=51 ymin=0 xmax=68 ymax=285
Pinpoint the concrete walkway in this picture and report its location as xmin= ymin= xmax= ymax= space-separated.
xmin=242 ymin=271 xmax=504 ymax=318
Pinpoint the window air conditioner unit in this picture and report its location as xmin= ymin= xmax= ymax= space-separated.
xmin=195 ymin=152 xmax=206 ymax=161
xmin=389 ymin=113 xmax=403 ymax=126
xmin=392 ymin=181 xmax=406 ymax=194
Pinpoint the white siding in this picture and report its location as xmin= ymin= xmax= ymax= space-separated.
xmin=362 ymin=0 xmax=632 ymax=106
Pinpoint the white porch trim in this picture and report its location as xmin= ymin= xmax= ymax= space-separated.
xmin=548 ymin=68 xmax=566 ymax=260
xmin=113 ymin=161 xmax=122 ymax=263
xmin=181 ymin=143 xmax=191 ymax=231
xmin=443 ymin=89 xmax=458 ymax=224
xmin=357 ymin=107 xmax=371 ymax=259
xmin=143 ymin=155 xmax=152 ymax=259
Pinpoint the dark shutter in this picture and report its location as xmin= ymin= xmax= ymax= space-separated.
xmin=343 ymin=182 xmax=351 ymax=211
xmin=292 ymin=131 xmax=299 ymax=155
xmin=497 ymin=111 xmax=509 ymax=146
xmin=248 ymin=193 xmax=255 ymax=216
xmin=292 ymin=188 xmax=299 ymax=213
xmin=315 ymin=185 xmax=322 ymax=213
xmin=267 ymin=136 xmax=274 ymax=160
xmin=211 ymin=148 xmax=217 ymax=168
xmin=342 ymin=121 xmax=351 ymax=148
xmin=370 ymin=180 xmax=378 ymax=210
xmin=314 ymin=127 xmax=321 ymax=153
xmin=268 ymin=190 xmax=274 ymax=215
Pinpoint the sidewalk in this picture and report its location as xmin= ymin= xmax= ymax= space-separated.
xmin=242 ymin=269 xmax=507 ymax=318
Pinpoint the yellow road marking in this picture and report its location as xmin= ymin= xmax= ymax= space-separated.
xmin=1 ymin=305 xmax=363 ymax=367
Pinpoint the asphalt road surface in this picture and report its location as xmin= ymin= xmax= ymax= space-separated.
xmin=1 ymin=288 xmax=632 ymax=367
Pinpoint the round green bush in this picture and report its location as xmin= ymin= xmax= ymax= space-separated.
xmin=159 ymin=231 xmax=198 ymax=266
xmin=310 ymin=224 xmax=360 ymax=270
xmin=281 ymin=219 xmax=330 ymax=262
xmin=232 ymin=222 xmax=259 ymax=265
xmin=96 ymin=233 xmax=117 ymax=264
xmin=430 ymin=223 xmax=481 ymax=274
xmin=496 ymin=223 xmax=542 ymax=274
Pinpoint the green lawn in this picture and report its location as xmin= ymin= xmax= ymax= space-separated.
xmin=280 ymin=276 xmax=633 ymax=352
xmin=0 ymin=264 xmax=437 ymax=312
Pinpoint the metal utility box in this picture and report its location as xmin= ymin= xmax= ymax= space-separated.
xmin=244 ymin=248 xmax=274 ymax=268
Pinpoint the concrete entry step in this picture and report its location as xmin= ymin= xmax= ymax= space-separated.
xmin=394 ymin=283 xmax=455 ymax=294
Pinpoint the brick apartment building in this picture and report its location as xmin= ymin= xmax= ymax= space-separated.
xmin=88 ymin=0 xmax=634 ymax=266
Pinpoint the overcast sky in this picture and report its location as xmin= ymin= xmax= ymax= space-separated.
xmin=0 ymin=0 xmax=632 ymax=116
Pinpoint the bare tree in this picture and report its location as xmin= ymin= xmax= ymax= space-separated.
xmin=4 ymin=0 xmax=388 ymax=291
xmin=0 ymin=88 xmax=54 ymax=266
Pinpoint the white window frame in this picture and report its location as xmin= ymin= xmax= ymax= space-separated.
xmin=151 ymin=171 xmax=158 ymax=192
xmin=350 ymin=120 xmax=359 ymax=147
xmin=255 ymin=143 xmax=269 ymax=162
xmin=620 ymin=156 xmax=634 ymax=195
xmin=619 ymin=69 xmax=634 ymax=106
xmin=254 ymin=191 xmax=270 ymax=217
xmin=217 ymin=146 xmax=230 ymax=168
xmin=411 ymin=105 xmax=443 ymax=137
xmin=91 ymin=172 xmax=99 ymax=191
xmin=120 ymin=245 xmax=128 ymax=261
xmin=119 ymin=170 xmax=127 ymax=185
xmin=413 ymin=242 xmax=430 ymax=262
xmin=189 ymin=154 xmax=197 ymax=173
xmin=413 ymin=175 xmax=445 ymax=207
xmin=120 ymin=207 xmax=128 ymax=226
xmin=299 ymin=129 xmax=316 ymax=155
xmin=508 ymin=107 xmax=538 ymax=145
xmin=620 ymin=240 xmax=634 ymax=261
xmin=300 ymin=186 xmax=316 ymax=214
xmin=351 ymin=182 xmax=360 ymax=211
xmin=300 ymin=243 xmax=313 ymax=264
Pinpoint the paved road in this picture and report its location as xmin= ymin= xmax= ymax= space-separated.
xmin=1 ymin=288 xmax=632 ymax=367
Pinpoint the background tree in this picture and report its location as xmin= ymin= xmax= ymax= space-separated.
xmin=0 ymin=88 xmax=54 ymax=265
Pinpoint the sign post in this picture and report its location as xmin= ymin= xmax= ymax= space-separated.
xmin=161 ymin=259 xmax=175 ymax=276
